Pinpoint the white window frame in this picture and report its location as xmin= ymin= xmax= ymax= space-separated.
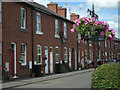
xmin=64 ymin=22 xmax=67 ymax=38
xmin=78 ymin=34 xmax=81 ymax=43
xmin=99 ymin=51 xmax=101 ymax=59
xmin=85 ymin=50 xmax=87 ymax=61
xmin=37 ymin=45 xmax=42 ymax=65
xmin=55 ymin=19 xmax=60 ymax=38
xmin=0 ymin=1 xmax=1 ymax=23
xmin=64 ymin=47 xmax=67 ymax=63
xmin=98 ymin=42 xmax=100 ymax=47
xmin=36 ymin=13 xmax=43 ymax=35
xmin=21 ymin=7 xmax=26 ymax=29
xmin=55 ymin=46 xmax=59 ymax=63
xmin=89 ymin=41 xmax=92 ymax=46
xmin=108 ymin=41 xmax=110 ymax=48
xmin=21 ymin=43 xmax=27 ymax=66
xmin=89 ymin=50 xmax=92 ymax=60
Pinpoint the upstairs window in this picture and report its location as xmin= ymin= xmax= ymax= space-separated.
xmin=36 ymin=13 xmax=43 ymax=35
xmin=21 ymin=8 xmax=26 ymax=29
xmin=55 ymin=19 xmax=59 ymax=38
xmin=64 ymin=22 xmax=67 ymax=38
xmin=78 ymin=34 xmax=81 ymax=43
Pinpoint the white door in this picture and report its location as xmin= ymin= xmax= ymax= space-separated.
xmin=45 ymin=46 xmax=48 ymax=74
xmin=75 ymin=50 xmax=77 ymax=70
xmin=11 ymin=42 xmax=17 ymax=78
xmin=69 ymin=48 xmax=71 ymax=67
xmin=50 ymin=47 xmax=53 ymax=73
xmin=81 ymin=50 xmax=84 ymax=68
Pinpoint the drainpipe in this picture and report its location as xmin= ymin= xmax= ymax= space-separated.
xmin=31 ymin=8 xmax=34 ymax=73
xmin=60 ymin=19 xmax=63 ymax=64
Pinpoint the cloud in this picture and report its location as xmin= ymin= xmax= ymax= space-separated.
xmin=33 ymin=0 xmax=50 ymax=7
xmin=87 ymin=0 xmax=119 ymax=8
xmin=107 ymin=21 xmax=118 ymax=37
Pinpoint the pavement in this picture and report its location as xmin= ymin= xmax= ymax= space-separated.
xmin=2 ymin=68 xmax=94 ymax=89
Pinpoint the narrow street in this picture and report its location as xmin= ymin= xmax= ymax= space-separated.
xmin=15 ymin=71 xmax=93 ymax=88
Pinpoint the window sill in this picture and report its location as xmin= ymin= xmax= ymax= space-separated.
xmin=20 ymin=29 xmax=29 ymax=32
xmin=36 ymin=31 xmax=43 ymax=35
xmin=37 ymin=63 xmax=42 ymax=65
xmin=55 ymin=35 xmax=60 ymax=39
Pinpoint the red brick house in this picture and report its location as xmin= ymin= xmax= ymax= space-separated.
xmin=1 ymin=1 xmax=118 ymax=80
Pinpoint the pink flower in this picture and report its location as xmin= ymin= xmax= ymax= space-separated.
xmin=108 ymin=28 xmax=111 ymax=31
xmin=108 ymin=34 xmax=112 ymax=39
xmin=84 ymin=21 xmax=88 ymax=25
xmin=73 ymin=24 xmax=75 ymax=28
xmin=94 ymin=21 xmax=99 ymax=26
xmin=111 ymin=30 xmax=115 ymax=35
xmin=71 ymin=28 xmax=75 ymax=32
xmin=100 ymin=31 xmax=105 ymax=35
xmin=91 ymin=17 xmax=95 ymax=21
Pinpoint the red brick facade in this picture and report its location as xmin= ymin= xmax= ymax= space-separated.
xmin=1 ymin=2 xmax=118 ymax=80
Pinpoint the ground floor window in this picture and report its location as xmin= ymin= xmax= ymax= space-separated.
xmin=37 ymin=45 xmax=42 ymax=64
xmin=64 ymin=47 xmax=67 ymax=63
xmin=21 ymin=43 xmax=26 ymax=65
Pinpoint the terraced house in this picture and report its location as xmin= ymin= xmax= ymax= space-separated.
xmin=1 ymin=1 xmax=119 ymax=80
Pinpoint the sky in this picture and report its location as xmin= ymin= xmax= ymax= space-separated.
xmin=34 ymin=0 xmax=120 ymax=38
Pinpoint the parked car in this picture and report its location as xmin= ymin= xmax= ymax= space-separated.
xmin=106 ymin=60 xmax=116 ymax=63
xmin=116 ymin=59 xmax=120 ymax=63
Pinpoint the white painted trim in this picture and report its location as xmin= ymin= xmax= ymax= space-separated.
xmin=36 ymin=31 xmax=43 ymax=35
xmin=21 ymin=7 xmax=26 ymax=29
xmin=11 ymin=42 xmax=17 ymax=77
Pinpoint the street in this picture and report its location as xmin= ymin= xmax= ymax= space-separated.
xmin=15 ymin=71 xmax=93 ymax=88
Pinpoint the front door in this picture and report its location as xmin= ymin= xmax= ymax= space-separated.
xmin=69 ymin=48 xmax=71 ymax=67
xmin=75 ymin=50 xmax=77 ymax=70
xmin=50 ymin=47 xmax=53 ymax=73
xmin=11 ymin=42 xmax=17 ymax=78
xmin=45 ymin=46 xmax=48 ymax=74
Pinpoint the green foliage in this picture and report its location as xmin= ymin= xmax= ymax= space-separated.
xmin=67 ymin=66 xmax=72 ymax=72
xmin=91 ymin=63 xmax=120 ymax=89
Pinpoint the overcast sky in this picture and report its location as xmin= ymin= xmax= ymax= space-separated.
xmin=34 ymin=0 xmax=120 ymax=38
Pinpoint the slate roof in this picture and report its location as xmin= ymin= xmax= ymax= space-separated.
xmin=24 ymin=2 xmax=74 ymax=23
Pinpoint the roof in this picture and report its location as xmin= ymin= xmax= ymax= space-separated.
xmin=23 ymin=2 xmax=74 ymax=23
xmin=113 ymin=37 xmax=120 ymax=42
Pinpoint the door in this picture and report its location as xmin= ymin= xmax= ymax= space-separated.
xmin=50 ymin=47 xmax=53 ymax=73
xmin=11 ymin=42 xmax=17 ymax=78
xmin=69 ymin=48 xmax=71 ymax=67
xmin=75 ymin=50 xmax=77 ymax=70
xmin=81 ymin=50 xmax=84 ymax=68
xmin=45 ymin=46 xmax=48 ymax=74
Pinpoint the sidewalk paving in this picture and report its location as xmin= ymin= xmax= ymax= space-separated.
xmin=2 ymin=68 xmax=94 ymax=89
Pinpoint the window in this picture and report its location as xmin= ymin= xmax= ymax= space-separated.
xmin=0 ymin=1 xmax=2 ymax=23
xmin=55 ymin=46 xmax=59 ymax=63
xmin=105 ymin=40 xmax=107 ymax=47
xmin=108 ymin=41 xmax=110 ymax=48
xmin=89 ymin=50 xmax=91 ymax=60
xmin=21 ymin=8 xmax=26 ymax=29
xmin=36 ymin=13 xmax=43 ymax=35
xmin=55 ymin=19 xmax=59 ymax=38
xmin=64 ymin=22 xmax=67 ymax=38
xmin=98 ymin=42 xmax=100 ymax=47
xmin=37 ymin=45 xmax=42 ymax=64
xmin=99 ymin=51 xmax=101 ymax=59
xmin=89 ymin=41 xmax=92 ymax=46
xmin=64 ymin=47 xmax=67 ymax=63
xmin=78 ymin=34 xmax=81 ymax=43
xmin=21 ymin=43 xmax=26 ymax=65
xmin=85 ymin=50 xmax=87 ymax=61
xmin=85 ymin=41 xmax=87 ymax=46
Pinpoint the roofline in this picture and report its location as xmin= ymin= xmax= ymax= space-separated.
xmin=22 ymin=2 xmax=75 ymax=23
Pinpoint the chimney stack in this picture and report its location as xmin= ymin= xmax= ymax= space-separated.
xmin=70 ymin=13 xmax=79 ymax=22
xmin=47 ymin=2 xmax=67 ymax=18
xmin=47 ymin=2 xmax=58 ymax=13
xmin=57 ymin=6 xmax=67 ymax=18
